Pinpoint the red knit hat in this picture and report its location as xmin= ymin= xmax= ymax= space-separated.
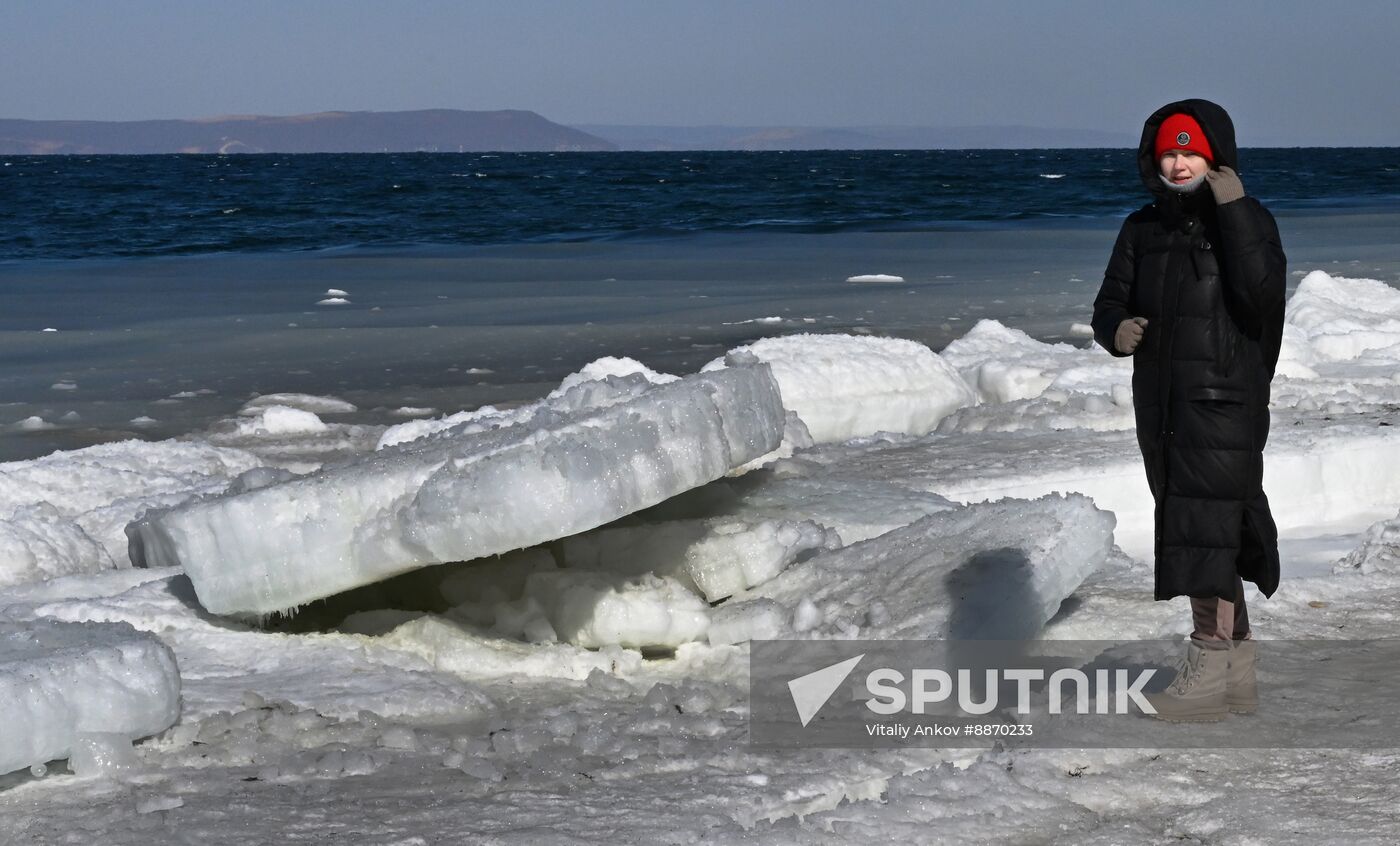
xmin=1154 ymin=113 xmax=1214 ymax=162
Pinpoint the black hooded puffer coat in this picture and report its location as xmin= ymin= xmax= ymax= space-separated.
xmin=1091 ymin=98 xmax=1287 ymax=602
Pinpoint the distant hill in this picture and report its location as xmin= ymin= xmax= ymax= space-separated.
xmin=576 ymin=124 xmax=1137 ymax=150
xmin=0 ymin=109 xmax=616 ymax=154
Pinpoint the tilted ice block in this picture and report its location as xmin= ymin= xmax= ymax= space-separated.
xmin=729 ymin=493 xmax=1114 ymax=641
xmin=0 ymin=619 xmax=181 ymax=776
xmin=135 ymin=363 xmax=785 ymax=616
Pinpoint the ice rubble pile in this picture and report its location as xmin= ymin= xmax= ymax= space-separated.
xmin=0 ymin=619 xmax=181 ymax=777
xmin=703 ymin=333 xmax=977 ymax=443
xmin=428 ymin=516 xmax=844 ymax=649
xmin=934 ymin=319 xmax=1135 ymax=433
xmin=1334 ymin=507 xmax=1400 ymax=575
xmin=374 ymin=491 xmax=1111 ymax=652
xmin=0 ymin=441 xmax=261 ymax=588
xmin=134 ymin=359 xmax=786 ymax=616
xmin=1283 ymin=270 xmax=1400 ymax=369
xmin=376 ymin=357 xmax=678 ymax=450
xmin=1263 ymin=271 xmax=1400 ymax=413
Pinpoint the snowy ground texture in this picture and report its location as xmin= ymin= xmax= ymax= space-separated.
xmin=3 ymin=269 xmax=1400 ymax=843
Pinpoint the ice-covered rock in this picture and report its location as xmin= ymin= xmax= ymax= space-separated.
xmin=703 ymin=333 xmax=976 ymax=443
xmin=134 ymin=362 xmax=785 ymax=616
xmin=0 ymin=619 xmax=181 ymax=776
xmin=725 ymin=493 xmax=1113 ymax=640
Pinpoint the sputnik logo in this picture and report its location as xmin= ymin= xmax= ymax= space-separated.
xmin=788 ymin=653 xmax=865 ymax=727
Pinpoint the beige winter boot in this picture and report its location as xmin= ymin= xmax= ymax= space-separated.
xmin=1227 ymin=638 xmax=1258 ymax=714
xmin=1142 ymin=638 xmax=1230 ymax=722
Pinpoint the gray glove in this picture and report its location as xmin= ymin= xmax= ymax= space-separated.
xmin=1206 ymin=165 xmax=1245 ymax=205
xmin=1115 ymin=317 xmax=1148 ymax=354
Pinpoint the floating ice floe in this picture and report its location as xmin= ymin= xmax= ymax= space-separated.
xmin=134 ymin=359 xmax=785 ymax=616
xmin=234 ymin=406 xmax=329 ymax=437
xmin=316 ymin=297 xmax=350 ymax=306
xmin=845 ymin=274 xmax=905 ymax=283
xmin=14 ymin=416 xmax=54 ymax=431
xmin=51 ymin=381 xmax=77 ymax=391
xmin=325 ymin=288 xmax=348 ymax=297
xmin=240 ymin=393 xmax=358 ymax=415
xmin=0 ymin=619 xmax=180 ymax=777
xmin=703 ymin=333 xmax=976 ymax=444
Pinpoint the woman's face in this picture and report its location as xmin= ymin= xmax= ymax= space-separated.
xmin=1158 ymin=150 xmax=1210 ymax=184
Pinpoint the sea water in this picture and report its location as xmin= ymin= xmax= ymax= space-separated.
xmin=2 ymin=150 xmax=1398 ymax=461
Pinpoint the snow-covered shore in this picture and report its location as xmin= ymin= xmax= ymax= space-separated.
xmin=4 ymin=269 xmax=1400 ymax=842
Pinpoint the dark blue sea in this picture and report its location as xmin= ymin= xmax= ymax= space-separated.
xmin=3 ymin=149 xmax=1399 ymax=260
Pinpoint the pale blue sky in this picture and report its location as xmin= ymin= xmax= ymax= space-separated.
xmin=4 ymin=0 xmax=1398 ymax=145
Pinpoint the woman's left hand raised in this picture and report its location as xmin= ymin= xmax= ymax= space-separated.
xmin=1206 ymin=165 xmax=1245 ymax=205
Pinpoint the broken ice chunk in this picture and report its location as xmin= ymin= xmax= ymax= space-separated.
xmin=0 ymin=620 xmax=181 ymax=776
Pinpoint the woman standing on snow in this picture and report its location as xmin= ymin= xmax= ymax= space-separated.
xmin=1091 ymin=98 xmax=1287 ymax=722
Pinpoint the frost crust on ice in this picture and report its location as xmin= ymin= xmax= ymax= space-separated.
xmin=377 ymin=356 xmax=674 ymax=450
xmin=0 ymin=619 xmax=181 ymax=776
xmin=703 ymin=333 xmax=976 ymax=444
xmin=135 ymin=363 xmax=786 ymax=615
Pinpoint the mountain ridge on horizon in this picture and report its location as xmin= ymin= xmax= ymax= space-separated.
xmin=0 ymin=109 xmax=615 ymax=154
xmin=7 ymin=107 xmax=1349 ymax=153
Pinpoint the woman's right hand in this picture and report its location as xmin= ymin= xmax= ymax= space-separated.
xmin=1115 ymin=317 xmax=1148 ymax=354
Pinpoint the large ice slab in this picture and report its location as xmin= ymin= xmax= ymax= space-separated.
xmin=134 ymin=362 xmax=785 ymax=616
xmin=0 ymin=619 xmax=181 ymax=776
